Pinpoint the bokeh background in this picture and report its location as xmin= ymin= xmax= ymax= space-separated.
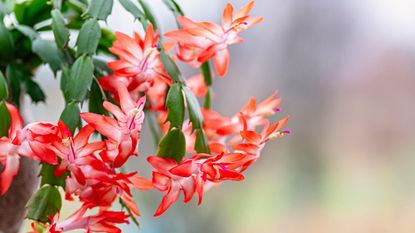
xmin=22 ymin=0 xmax=415 ymax=232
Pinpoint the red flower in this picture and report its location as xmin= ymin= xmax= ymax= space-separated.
xmin=48 ymin=121 xmax=105 ymax=185
xmin=81 ymin=85 xmax=146 ymax=167
xmin=30 ymin=205 xmax=129 ymax=233
xmin=148 ymin=92 xmax=289 ymax=216
xmin=165 ymin=0 xmax=263 ymax=77
xmin=0 ymin=104 xmax=58 ymax=194
xmin=108 ymin=24 xmax=171 ymax=92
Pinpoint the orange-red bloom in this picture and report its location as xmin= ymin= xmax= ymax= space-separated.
xmin=81 ymin=85 xmax=146 ymax=167
xmin=30 ymin=204 xmax=129 ymax=233
xmin=0 ymin=104 xmax=59 ymax=194
xmin=108 ymin=24 xmax=171 ymax=92
xmin=148 ymin=92 xmax=289 ymax=216
xmin=165 ymin=0 xmax=263 ymax=77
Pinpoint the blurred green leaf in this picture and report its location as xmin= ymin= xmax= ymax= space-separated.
xmin=51 ymin=9 xmax=69 ymax=48
xmin=14 ymin=0 xmax=51 ymax=26
xmin=98 ymin=28 xmax=116 ymax=55
xmin=14 ymin=25 xmax=38 ymax=40
xmin=60 ymin=67 xmax=70 ymax=101
xmin=52 ymin=0 xmax=62 ymax=9
xmin=67 ymin=56 xmax=94 ymax=101
xmin=138 ymin=0 xmax=158 ymax=30
xmin=183 ymin=86 xmax=203 ymax=130
xmin=162 ymin=0 xmax=184 ymax=17
xmin=24 ymin=79 xmax=46 ymax=103
xmin=119 ymin=0 xmax=148 ymax=27
xmin=86 ymin=0 xmax=113 ymax=21
xmin=157 ymin=128 xmax=186 ymax=163
xmin=60 ymin=101 xmax=81 ymax=134
xmin=6 ymin=64 xmax=32 ymax=107
xmin=0 ymin=18 xmax=14 ymax=60
xmin=40 ymin=163 xmax=67 ymax=188
xmin=166 ymin=84 xmax=185 ymax=129
xmin=160 ymin=51 xmax=183 ymax=83
xmin=88 ymin=78 xmax=107 ymax=115
xmin=203 ymin=88 xmax=211 ymax=109
xmin=0 ymin=71 xmax=8 ymax=100
xmin=26 ymin=185 xmax=62 ymax=223
xmin=195 ymin=129 xmax=210 ymax=153
xmin=32 ymin=38 xmax=62 ymax=73
xmin=93 ymin=58 xmax=113 ymax=75
xmin=201 ymin=62 xmax=212 ymax=86
xmin=76 ymin=18 xmax=101 ymax=55
xmin=0 ymin=0 xmax=15 ymax=15
xmin=0 ymin=101 xmax=10 ymax=137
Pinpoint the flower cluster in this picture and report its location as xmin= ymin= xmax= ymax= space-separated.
xmin=1 ymin=85 xmax=152 ymax=232
xmin=0 ymin=1 xmax=289 ymax=232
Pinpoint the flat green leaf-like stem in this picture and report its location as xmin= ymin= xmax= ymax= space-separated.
xmin=26 ymin=185 xmax=62 ymax=223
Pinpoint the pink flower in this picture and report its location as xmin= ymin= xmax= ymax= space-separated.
xmin=108 ymin=24 xmax=171 ymax=92
xmin=165 ymin=0 xmax=263 ymax=77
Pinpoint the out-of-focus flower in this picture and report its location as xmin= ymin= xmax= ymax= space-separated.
xmin=0 ymin=103 xmax=25 ymax=194
xmin=165 ymin=0 xmax=263 ymax=77
xmin=30 ymin=205 xmax=129 ymax=233
xmin=108 ymin=24 xmax=171 ymax=92
xmin=185 ymin=73 xmax=212 ymax=98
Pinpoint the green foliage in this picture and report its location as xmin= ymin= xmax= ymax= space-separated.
xmin=60 ymin=102 xmax=81 ymax=134
xmin=98 ymin=28 xmax=116 ymax=55
xmin=0 ymin=100 xmax=10 ymax=137
xmin=6 ymin=64 xmax=43 ymax=106
xmin=182 ymin=86 xmax=203 ymax=130
xmin=14 ymin=0 xmax=51 ymax=26
xmin=162 ymin=0 xmax=184 ymax=18
xmin=138 ymin=0 xmax=158 ymax=30
xmin=0 ymin=71 xmax=8 ymax=100
xmin=201 ymin=62 xmax=213 ymax=86
xmin=86 ymin=0 xmax=113 ymax=21
xmin=166 ymin=84 xmax=185 ymax=129
xmin=51 ymin=9 xmax=69 ymax=49
xmin=160 ymin=51 xmax=183 ymax=83
xmin=0 ymin=17 xmax=14 ymax=61
xmin=32 ymin=38 xmax=62 ymax=73
xmin=65 ymin=56 xmax=94 ymax=101
xmin=157 ymin=128 xmax=186 ymax=162
xmin=195 ymin=129 xmax=210 ymax=154
xmin=24 ymin=79 xmax=46 ymax=103
xmin=88 ymin=78 xmax=107 ymax=115
xmin=119 ymin=0 xmax=148 ymax=27
xmin=26 ymin=185 xmax=62 ymax=223
xmin=39 ymin=163 xmax=67 ymax=188
xmin=76 ymin=18 xmax=101 ymax=55
xmin=182 ymin=87 xmax=210 ymax=153
xmin=14 ymin=25 xmax=38 ymax=40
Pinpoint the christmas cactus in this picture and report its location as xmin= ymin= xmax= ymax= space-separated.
xmin=0 ymin=0 xmax=289 ymax=232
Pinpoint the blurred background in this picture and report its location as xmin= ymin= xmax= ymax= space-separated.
xmin=22 ymin=0 xmax=415 ymax=232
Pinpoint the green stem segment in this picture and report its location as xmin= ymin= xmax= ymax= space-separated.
xmin=119 ymin=198 xmax=140 ymax=228
xmin=201 ymin=61 xmax=213 ymax=109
